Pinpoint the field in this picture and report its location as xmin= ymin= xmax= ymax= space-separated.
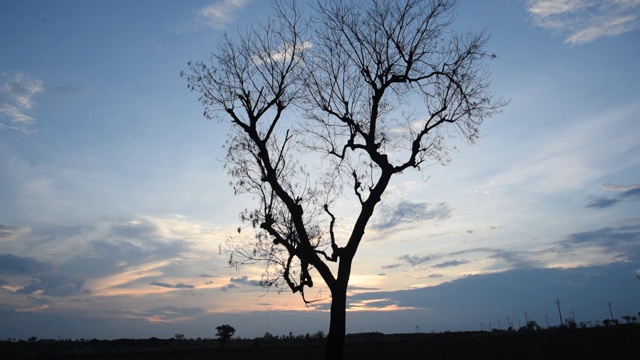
xmin=3 ymin=325 xmax=639 ymax=359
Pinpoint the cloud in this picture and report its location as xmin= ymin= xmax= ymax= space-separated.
xmin=486 ymin=249 xmax=539 ymax=269
xmin=229 ymin=275 xmax=261 ymax=286
xmin=398 ymin=254 xmax=434 ymax=267
xmin=586 ymin=183 xmax=640 ymax=208
xmin=0 ymin=225 xmax=29 ymax=241
xmin=15 ymin=274 xmax=84 ymax=297
xmin=14 ymin=304 xmax=49 ymax=313
xmin=381 ymin=263 xmax=401 ymax=270
xmin=219 ymin=283 xmax=239 ymax=292
xmin=0 ymin=72 xmax=44 ymax=132
xmin=348 ymin=285 xmax=380 ymax=291
xmin=0 ymin=254 xmax=85 ymax=297
xmin=527 ymin=0 xmax=640 ymax=44
xmin=373 ymin=201 xmax=452 ymax=231
xmin=397 ymin=246 xmax=541 ymax=272
xmin=219 ymin=276 xmax=262 ymax=291
xmin=254 ymin=41 xmax=313 ymax=65
xmin=130 ymin=305 xmax=206 ymax=323
xmin=181 ymin=0 xmax=250 ymax=31
xmin=110 ymin=218 xmax=159 ymax=239
xmin=0 ymin=254 xmax=52 ymax=274
xmin=432 ymin=260 xmax=469 ymax=268
xmin=586 ymin=197 xmax=620 ymax=209
xmin=347 ymin=298 xmax=414 ymax=311
xmin=0 ymin=215 xmax=229 ymax=302
xmin=557 ymin=221 xmax=640 ymax=253
xmin=601 ymin=182 xmax=640 ymax=191
xmin=149 ymin=281 xmax=195 ymax=289
xmin=345 ymin=260 xmax=640 ymax=329
xmin=88 ymin=259 xmax=174 ymax=296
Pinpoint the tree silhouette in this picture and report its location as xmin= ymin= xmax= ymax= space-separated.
xmin=215 ymin=324 xmax=236 ymax=348
xmin=621 ymin=315 xmax=636 ymax=324
xmin=174 ymin=333 xmax=185 ymax=350
xmin=183 ymin=0 xmax=504 ymax=358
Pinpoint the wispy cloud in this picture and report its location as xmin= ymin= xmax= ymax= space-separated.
xmin=381 ymin=263 xmax=401 ymax=270
xmin=587 ymin=183 xmax=640 ymax=208
xmin=88 ymin=260 xmax=173 ymax=296
xmin=397 ymin=247 xmax=538 ymax=271
xmin=178 ymin=0 xmax=250 ymax=31
xmin=372 ymin=201 xmax=452 ymax=231
xmin=398 ymin=254 xmax=434 ymax=267
xmin=0 ymin=72 xmax=44 ymax=133
xmin=125 ymin=306 xmax=206 ymax=323
xmin=527 ymin=0 xmax=640 ymax=44
xmin=0 ymin=225 xmax=30 ymax=241
xmin=230 ymin=275 xmax=261 ymax=286
xmin=556 ymin=220 xmax=640 ymax=256
xmin=149 ymin=281 xmax=195 ymax=289
xmin=433 ymin=260 xmax=469 ymax=268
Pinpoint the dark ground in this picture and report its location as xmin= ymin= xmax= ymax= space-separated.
xmin=3 ymin=325 xmax=639 ymax=359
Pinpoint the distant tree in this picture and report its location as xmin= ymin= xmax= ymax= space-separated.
xmin=215 ymin=324 xmax=236 ymax=348
xmin=262 ymin=331 xmax=275 ymax=344
xmin=174 ymin=333 xmax=185 ymax=350
xmin=183 ymin=0 xmax=504 ymax=358
xmin=524 ymin=320 xmax=540 ymax=332
xmin=28 ymin=336 xmax=37 ymax=343
xmin=621 ymin=315 xmax=636 ymax=324
xmin=564 ymin=318 xmax=576 ymax=330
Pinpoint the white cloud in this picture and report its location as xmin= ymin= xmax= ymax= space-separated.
xmin=492 ymin=102 xmax=640 ymax=193
xmin=0 ymin=72 xmax=44 ymax=133
xmin=260 ymin=41 xmax=312 ymax=63
xmin=194 ymin=0 xmax=250 ymax=30
xmin=527 ymin=0 xmax=640 ymax=44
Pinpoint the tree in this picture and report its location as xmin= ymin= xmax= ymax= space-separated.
xmin=621 ymin=315 xmax=636 ymax=324
xmin=565 ymin=318 xmax=577 ymax=330
xmin=215 ymin=324 xmax=236 ymax=348
xmin=174 ymin=333 xmax=185 ymax=350
xmin=182 ymin=0 xmax=504 ymax=358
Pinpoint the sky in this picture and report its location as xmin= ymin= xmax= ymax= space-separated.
xmin=1 ymin=0 xmax=640 ymax=340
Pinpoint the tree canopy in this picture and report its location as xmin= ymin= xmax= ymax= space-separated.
xmin=183 ymin=0 xmax=505 ymax=358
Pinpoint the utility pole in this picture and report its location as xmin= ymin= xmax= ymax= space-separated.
xmin=497 ymin=319 xmax=501 ymax=330
xmin=545 ymin=315 xmax=550 ymax=329
xmin=507 ymin=316 xmax=512 ymax=330
xmin=555 ymin=298 xmax=563 ymax=326
xmin=524 ymin=311 xmax=529 ymax=325
xmin=608 ymin=302 xmax=614 ymax=321
xmin=571 ymin=310 xmax=576 ymax=323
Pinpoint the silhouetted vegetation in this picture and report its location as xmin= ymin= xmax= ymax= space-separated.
xmin=2 ymin=324 xmax=639 ymax=359
xmin=215 ymin=324 xmax=236 ymax=348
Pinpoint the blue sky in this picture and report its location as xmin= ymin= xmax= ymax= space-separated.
xmin=1 ymin=0 xmax=640 ymax=340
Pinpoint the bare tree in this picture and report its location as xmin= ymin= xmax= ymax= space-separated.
xmin=182 ymin=0 xmax=505 ymax=358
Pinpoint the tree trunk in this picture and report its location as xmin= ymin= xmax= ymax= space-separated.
xmin=324 ymin=283 xmax=347 ymax=360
